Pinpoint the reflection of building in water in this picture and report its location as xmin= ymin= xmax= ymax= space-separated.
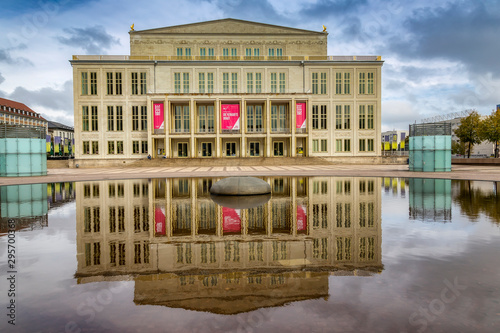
xmin=409 ymin=178 xmax=451 ymax=222
xmin=47 ymin=182 xmax=76 ymax=210
xmin=0 ymin=184 xmax=49 ymax=233
xmin=75 ymin=177 xmax=382 ymax=313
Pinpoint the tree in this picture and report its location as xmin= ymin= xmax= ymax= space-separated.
xmin=452 ymin=140 xmax=466 ymax=155
xmin=479 ymin=109 xmax=500 ymax=158
xmin=455 ymin=111 xmax=483 ymax=158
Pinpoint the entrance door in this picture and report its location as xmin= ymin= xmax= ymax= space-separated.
xmin=273 ymin=141 xmax=284 ymax=156
xmin=201 ymin=142 xmax=212 ymax=157
xmin=249 ymin=142 xmax=260 ymax=156
xmin=226 ymin=142 xmax=236 ymax=157
xmin=178 ymin=142 xmax=188 ymax=157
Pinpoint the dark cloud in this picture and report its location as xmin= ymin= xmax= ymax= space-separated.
xmin=389 ymin=1 xmax=500 ymax=76
xmin=0 ymin=47 xmax=33 ymax=65
xmin=301 ymin=0 xmax=369 ymax=19
xmin=57 ymin=25 xmax=120 ymax=54
xmin=212 ymin=0 xmax=284 ymax=24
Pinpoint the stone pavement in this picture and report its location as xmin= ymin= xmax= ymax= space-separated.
xmin=1 ymin=164 xmax=499 ymax=186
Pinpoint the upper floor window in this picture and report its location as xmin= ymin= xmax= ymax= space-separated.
xmin=106 ymin=72 xmax=122 ymax=95
xmin=268 ymin=48 xmax=283 ymax=58
xmin=359 ymin=72 xmax=375 ymax=95
xmin=270 ymin=72 xmax=286 ymax=93
xmin=245 ymin=48 xmax=260 ymax=58
xmin=131 ymin=72 xmax=147 ymax=95
xmin=335 ymin=72 xmax=351 ymax=95
xmin=312 ymin=105 xmax=327 ymax=130
xmin=81 ymin=72 xmax=97 ymax=95
xmin=359 ymin=105 xmax=375 ymax=129
xmin=174 ymin=72 xmax=190 ymax=93
xmin=312 ymin=72 xmax=327 ymax=94
xmin=335 ymin=105 xmax=350 ymax=130
xmin=176 ymin=48 xmax=191 ymax=58
xmin=222 ymin=72 xmax=238 ymax=93
xmin=198 ymin=72 xmax=214 ymax=93
xmin=246 ymin=72 xmax=262 ymax=93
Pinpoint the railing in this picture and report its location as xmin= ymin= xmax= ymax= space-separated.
xmin=196 ymin=128 xmax=215 ymax=134
xmin=170 ymin=128 xmax=190 ymax=134
xmin=246 ymin=128 xmax=265 ymax=133
xmin=295 ymin=128 xmax=307 ymax=134
xmin=221 ymin=129 xmax=240 ymax=134
xmin=153 ymin=129 xmax=165 ymax=135
xmin=271 ymin=128 xmax=290 ymax=134
xmin=73 ymin=55 xmax=382 ymax=62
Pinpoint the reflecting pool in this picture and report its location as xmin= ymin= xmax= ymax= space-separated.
xmin=0 ymin=177 xmax=499 ymax=332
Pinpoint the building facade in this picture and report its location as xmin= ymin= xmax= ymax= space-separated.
xmin=47 ymin=121 xmax=75 ymax=157
xmin=71 ymin=19 xmax=383 ymax=160
xmin=0 ymin=97 xmax=47 ymax=130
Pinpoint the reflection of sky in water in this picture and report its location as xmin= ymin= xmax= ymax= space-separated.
xmin=0 ymin=178 xmax=499 ymax=333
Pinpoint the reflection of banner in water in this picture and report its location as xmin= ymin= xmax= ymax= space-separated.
xmin=223 ymin=207 xmax=241 ymax=233
xmin=297 ymin=205 xmax=307 ymax=231
xmin=155 ymin=206 xmax=166 ymax=235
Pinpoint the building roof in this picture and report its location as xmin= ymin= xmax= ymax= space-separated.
xmin=131 ymin=18 xmax=326 ymax=36
xmin=0 ymin=97 xmax=46 ymax=121
xmin=47 ymin=120 xmax=74 ymax=131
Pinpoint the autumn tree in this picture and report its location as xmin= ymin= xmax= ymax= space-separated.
xmin=479 ymin=108 xmax=500 ymax=158
xmin=455 ymin=111 xmax=483 ymax=158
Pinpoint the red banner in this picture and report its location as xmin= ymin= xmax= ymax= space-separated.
xmin=221 ymin=104 xmax=240 ymax=130
xmin=153 ymin=103 xmax=164 ymax=129
xmin=297 ymin=205 xmax=307 ymax=231
xmin=155 ymin=207 xmax=166 ymax=235
xmin=223 ymin=207 xmax=241 ymax=233
xmin=296 ymin=102 xmax=306 ymax=129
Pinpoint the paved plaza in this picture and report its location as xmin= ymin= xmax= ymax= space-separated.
xmin=1 ymin=164 xmax=499 ymax=186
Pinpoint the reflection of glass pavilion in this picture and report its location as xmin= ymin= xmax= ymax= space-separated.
xmin=74 ymin=177 xmax=383 ymax=314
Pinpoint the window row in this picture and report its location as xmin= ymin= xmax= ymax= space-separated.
xmin=82 ymin=140 xmax=148 ymax=155
xmin=81 ymin=71 xmax=146 ymax=96
xmin=83 ymin=105 xmax=148 ymax=132
xmin=84 ymin=241 xmax=150 ymax=267
xmin=175 ymin=47 xmax=283 ymax=58
xmin=335 ymin=139 xmax=375 ymax=152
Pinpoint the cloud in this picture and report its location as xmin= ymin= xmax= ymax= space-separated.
xmin=0 ymin=46 xmax=33 ymax=65
xmin=0 ymin=72 xmax=4 ymax=85
xmin=57 ymin=25 xmax=120 ymax=54
xmin=0 ymin=80 xmax=74 ymax=124
xmin=382 ymin=100 xmax=421 ymax=131
xmin=389 ymin=1 xmax=500 ymax=76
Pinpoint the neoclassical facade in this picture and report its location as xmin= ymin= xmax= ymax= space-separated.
xmin=71 ymin=19 xmax=383 ymax=160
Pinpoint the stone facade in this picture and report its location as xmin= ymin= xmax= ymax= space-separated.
xmin=71 ymin=19 xmax=383 ymax=161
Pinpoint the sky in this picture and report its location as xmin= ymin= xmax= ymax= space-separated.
xmin=0 ymin=0 xmax=499 ymax=131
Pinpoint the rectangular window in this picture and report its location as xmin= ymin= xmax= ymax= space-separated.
xmin=108 ymin=141 xmax=115 ymax=154
xmin=359 ymin=105 xmax=366 ymax=129
xmin=90 ymin=72 xmax=97 ymax=95
xmin=81 ymin=72 xmax=88 ymax=95
xmin=140 ymin=73 xmax=147 ymax=94
xmin=140 ymin=106 xmax=147 ymax=131
xmin=226 ymin=142 xmax=236 ymax=156
xmin=132 ymin=141 xmax=139 ymax=154
xmin=359 ymin=139 xmax=366 ymax=152
xmin=231 ymin=73 xmax=238 ymax=93
xmin=344 ymin=139 xmax=351 ymax=152
xmin=367 ymin=139 xmax=374 ymax=151
xmin=249 ymin=142 xmax=260 ymax=156
xmin=91 ymin=106 xmax=98 ymax=131
xmin=116 ymin=106 xmax=123 ymax=131
xmin=107 ymin=106 xmax=114 ymax=131
xmin=336 ymin=72 xmax=351 ymax=94
xmin=174 ymin=105 xmax=190 ymax=133
xmin=312 ymin=73 xmax=318 ymax=94
xmin=117 ymin=141 xmax=123 ymax=154
xmin=200 ymin=47 xmax=206 ymax=57
xmin=207 ymin=73 xmax=213 ymax=93
xmin=247 ymin=73 xmax=253 ymax=93
xmin=132 ymin=106 xmax=139 ymax=131
xmin=222 ymin=73 xmax=229 ymax=93
xmin=271 ymin=73 xmax=277 ymax=93
xmin=273 ymin=141 xmax=284 ymax=156
xmin=320 ymin=72 xmax=327 ymax=94
xmin=201 ymin=142 xmax=212 ymax=157
xmin=312 ymin=105 xmax=319 ymax=129
xmin=246 ymin=105 xmax=263 ymax=132
xmin=255 ymin=73 xmax=262 ymax=93
xmin=271 ymin=105 xmax=287 ymax=132
xmin=231 ymin=48 xmax=237 ymax=57
xmin=312 ymin=139 xmax=319 ymax=152
xmin=178 ymin=142 xmax=188 ymax=157
xmin=368 ymin=105 xmax=374 ymax=129
xmin=198 ymin=105 xmax=214 ymax=133
xmin=92 ymin=141 xmax=99 ymax=154
xmin=320 ymin=105 xmax=327 ymax=129
xmin=83 ymin=141 xmax=90 ymax=154
xmin=335 ymin=105 xmax=342 ymax=130
xmin=368 ymin=72 xmax=374 ymax=94
xmin=279 ymin=73 xmax=286 ymax=93
xmin=208 ymin=48 xmax=214 ymax=57
xmin=183 ymin=73 xmax=189 ymax=93
xmin=107 ymin=72 xmax=113 ymax=95
xmin=344 ymin=105 xmax=350 ymax=130
xmin=174 ymin=73 xmax=181 ymax=93
xmin=321 ymin=139 xmax=327 ymax=152
xmin=222 ymin=48 xmax=229 ymax=58
xmin=141 ymin=141 xmax=148 ymax=154
xmin=336 ymin=139 xmax=342 ymax=152
xmin=359 ymin=72 xmax=365 ymax=94
xmin=82 ymin=106 xmax=89 ymax=131
xmin=131 ymin=72 xmax=138 ymax=95
xmin=115 ymin=72 xmax=122 ymax=95
xmin=359 ymin=72 xmax=375 ymax=95
xmin=199 ymin=73 xmax=205 ymax=93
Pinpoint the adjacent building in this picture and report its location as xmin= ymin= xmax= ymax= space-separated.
xmin=71 ymin=18 xmax=383 ymax=161
xmin=0 ymin=97 xmax=47 ymax=129
xmin=47 ymin=120 xmax=75 ymax=157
